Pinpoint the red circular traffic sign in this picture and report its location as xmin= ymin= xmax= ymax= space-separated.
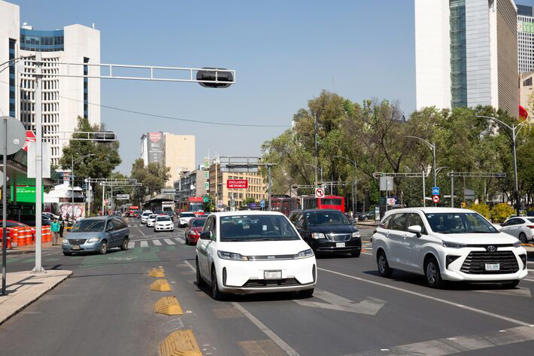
xmin=432 ymin=195 xmax=440 ymax=203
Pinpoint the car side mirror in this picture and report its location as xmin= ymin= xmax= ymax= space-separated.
xmin=200 ymin=231 xmax=211 ymax=240
xmin=407 ymin=225 xmax=422 ymax=237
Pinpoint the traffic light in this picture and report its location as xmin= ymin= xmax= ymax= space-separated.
xmin=196 ymin=68 xmax=233 ymax=88
xmin=93 ymin=131 xmax=116 ymax=142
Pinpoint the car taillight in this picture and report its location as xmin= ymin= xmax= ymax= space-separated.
xmin=527 ymin=225 xmax=534 ymax=229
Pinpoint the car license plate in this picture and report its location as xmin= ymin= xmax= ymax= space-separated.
xmin=336 ymin=243 xmax=346 ymax=248
xmin=72 ymin=245 xmax=80 ymax=250
xmin=264 ymin=270 xmax=282 ymax=280
xmin=485 ymin=263 xmax=500 ymax=271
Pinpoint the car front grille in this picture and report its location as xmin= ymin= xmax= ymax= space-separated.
xmin=326 ymin=233 xmax=351 ymax=242
xmin=460 ymin=251 xmax=519 ymax=274
xmin=68 ymin=239 xmax=86 ymax=245
xmin=243 ymin=278 xmax=302 ymax=288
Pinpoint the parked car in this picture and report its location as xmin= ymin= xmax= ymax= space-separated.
xmin=178 ymin=212 xmax=196 ymax=227
xmin=501 ymin=216 xmax=534 ymax=243
xmin=146 ymin=214 xmax=157 ymax=227
xmin=62 ymin=216 xmax=129 ymax=255
xmin=290 ymin=209 xmax=361 ymax=257
xmin=140 ymin=211 xmax=153 ymax=224
xmin=196 ymin=211 xmax=316 ymax=300
xmin=372 ymin=207 xmax=528 ymax=288
xmin=154 ymin=215 xmax=174 ymax=232
xmin=185 ymin=217 xmax=207 ymax=245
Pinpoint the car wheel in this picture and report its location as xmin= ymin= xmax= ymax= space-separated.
xmin=519 ymin=233 xmax=528 ymax=244
xmin=99 ymin=241 xmax=108 ymax=255
xmin=63 ymin=252 xmax=71 ymax=256
xmin=503 ymin=280 xmax=520 ymax=289
xmin=196 ymin=258 xmax=204 ymax=287
xmin=425 ymin=257 xmax=444 ymax=289
xmin=210 ymin=266 xmax=224 ymax=300
xmin=351 ymin=249 xmax=361 ymax=258
xmin=377 ymin=250 xmax=392 ymax=277
xmin=298 ymin=288 xmax=314 ymax=298
xmin=121 ymin=238 xmax=129 ymax=250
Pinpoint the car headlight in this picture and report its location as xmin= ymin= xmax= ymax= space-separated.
xmin=442 ymin=241 xmax=466 ymax=248
xmin=352 ymin=232 xmax=360 ymax=238
xmin=62 ymin=239 xmax=69 ymax=245
xmin=311 ymin=232 xmax=326 ymax=239
xmin=514 ymin=240 xmax=522 ymax=248
xmin=295 ymin=249 xmax=314 ymax=259
xmin=217 ymin=250 xmax=248 ymax=261
xmin=87 ymin=237 xmax=100 ymax=244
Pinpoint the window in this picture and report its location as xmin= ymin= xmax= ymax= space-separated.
xmin=406 ymin=213 xmax=427 ymax=235
xmin=389 ymin=214 xmax=407 ymax=231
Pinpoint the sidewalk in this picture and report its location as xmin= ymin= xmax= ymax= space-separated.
xmin=0 ymin=269 xmax=72 ymax=325
xmin=4 ymin=241 xmax=56 ymax=255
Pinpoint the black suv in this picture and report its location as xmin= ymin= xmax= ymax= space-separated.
xmin=290 ymin=209 xmax=361 ymax=257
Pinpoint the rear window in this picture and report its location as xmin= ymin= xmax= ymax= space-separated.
xmin=528 ymin=218 xmax=534 ymax=224
xmin=180 ymin=213 xmax=195 ymax=218
xmin=305 ymin=211 xmax=349 ymax=225
xmin=191 ymin=219 xmax=206 ymax=227
xmin=321 ymin=198 xmax=342 ymax=206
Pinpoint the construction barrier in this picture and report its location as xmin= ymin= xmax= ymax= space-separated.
xmin=43 ymin=226 xmax=52 ymax=243
xmin=22 ymin=227 xmax=32 ymax=246
xmin=0 ymin=228 xmax=11 ymax=249
xmin=10 ymin=227 xmax=19 ymax=247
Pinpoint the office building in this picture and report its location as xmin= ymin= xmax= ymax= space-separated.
xmin=0 ymin=0 xmax=100 ymax=166
xmin=517 ymin=4 xmax=534 ymax=73
xmin=140 ymin=132 xmax=195 ymax=186
xmin=174 ymin=169 xmax=209 ymax=202
xmin=415 ymin=0 xmax=518 ymax=116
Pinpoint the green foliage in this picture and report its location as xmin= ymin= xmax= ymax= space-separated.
xmin=490 ymin=203 xmax=515 ymax=223
xmin=468 ymin=203 xmax=490 ymax=219
xmin=130 ymin=158 xmax=171 ymax=197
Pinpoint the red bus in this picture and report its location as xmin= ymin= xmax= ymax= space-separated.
xmin=176 ymin=197 xmax=204 ymax=213
xmin=270 ymin=197 xmax=299 ymax=216
xmin=301 ymin=195 xmax=345 ymax=213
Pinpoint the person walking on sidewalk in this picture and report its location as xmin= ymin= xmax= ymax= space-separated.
xmin=51 ymin=218 xmax=61 ymax=245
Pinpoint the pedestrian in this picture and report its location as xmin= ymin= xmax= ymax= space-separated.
xmin=59 ymin=216 xmax=64 ymax=238
xmin=51 ymin=218 xmax=61 ymax=245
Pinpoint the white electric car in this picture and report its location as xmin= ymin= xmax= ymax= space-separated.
xmin=372 ymin=208 xmax=527 ymax=288
xmin=195 ymin=211 xmax=317 ymax=299
xmin=154 ymin=215 xmax=174 ymax=232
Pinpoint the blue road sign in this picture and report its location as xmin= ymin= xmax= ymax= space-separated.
xmin=432 ymin=187 xmax=440 ymax=196
xmin=260 ymin=200 xmax=265 ymax=208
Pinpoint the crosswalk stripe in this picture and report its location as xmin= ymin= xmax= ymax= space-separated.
xmin=128 ymin=241 xmax=135 ymax=249
xmin=163 ymin=238 xmax=175 ymax=245
xmin=152 ymin=239 xmax=162 ymax=246
xmin=176 ymin=237 xmax=185 ymax=244
xmin=140 ymin=241 xmax=148 ymax=248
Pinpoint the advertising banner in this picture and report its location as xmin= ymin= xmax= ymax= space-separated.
xmin=227 ymin=179 xmax=248 ymax=189
xmin=147 ymin=132 xmax=164 ymax=164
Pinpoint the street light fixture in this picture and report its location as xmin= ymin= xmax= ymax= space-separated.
xmin=334 ymin=155 xmax=358 ymax=217
xmin=406 ymin=136 xmax=437 ymax=206
xmin=71 ymin=153 xmax=96 ymax=221
xmin=477 ymin=115 xmax=525 ymax=214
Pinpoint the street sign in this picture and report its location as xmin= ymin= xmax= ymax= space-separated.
xmin=116 ymin=194 xmax=130 ymax=200
xmin=379 ymin=176 xmax=394 ymax=191
xmin=386 ymin=197 xmax=396 ymax=206
xmin=203 ymin=196 xmax=209 ymax=203
xmin=227 ymin=179 xmax=248 ymax=189
xmin=315 ymin=187 xmax=325 ymax=198
xmin=432 ymin=195 xmax=440 ymax=203
xmin=260 ymin=200 xmax=265 ymax=208
xmin=432 ymin=187 xmax=440 ymax=196
xmin=0 ymin=117 xmax=26 ymax=155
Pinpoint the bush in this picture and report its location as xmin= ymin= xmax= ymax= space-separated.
xmin=490 ymin=203 xmax=515 ymax=223
xmin=468 ymin=203 xmax=490 ymax=219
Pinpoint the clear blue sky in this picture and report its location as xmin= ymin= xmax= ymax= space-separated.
xmin=12 ymin=0 xmax=533 ymax=175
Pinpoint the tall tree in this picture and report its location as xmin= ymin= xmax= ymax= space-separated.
xmin=130 ymin=158 xmax=171 ymax=197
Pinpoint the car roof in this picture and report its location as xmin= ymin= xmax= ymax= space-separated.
xmin=384 ymin=207 xmax=473 ymax=216
xmin=209 ymin=210 xmax=285 ymax=218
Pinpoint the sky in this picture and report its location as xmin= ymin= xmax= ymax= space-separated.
xmin=11 ymin=0 xmax=534 ymax=175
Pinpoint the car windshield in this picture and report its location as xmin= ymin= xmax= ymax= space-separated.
xmin=305 ymin=211 xmax=350 ymax=225
xmin=425 ymin=212 xmax=498 ymax=234
xmin=71 ymin=220 xmax=105 ymax=232
xmin=149 ymin=214 xmax=156 ymax=218
xmin=191 ymin=219 xmax=206 ymax=227
xmin=156 ymin=216 xmax=171 ymax=222
xmin=220 ymin=214 xmax=299 ymax=242
xmin=181 ymin=213 xmax=195 ymax=218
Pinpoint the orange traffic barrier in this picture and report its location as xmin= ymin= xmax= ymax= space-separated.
xmin=8 ymin=228 xmax=17 ymax=248
xmin=13 ymin=227 xmax=24 ymax=247
xmin=23 ymin=227 xmax=31 ymax=246
xmin=42 ymin=226 xmax=52 ymax=243
xmin=0 ymin=228 xmax=11 ymax=249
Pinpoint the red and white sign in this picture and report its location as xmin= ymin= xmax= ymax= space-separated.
xmin=23 ymin=130 xmax=36 ymax=152
xmin=432 ymin=195 xmax=440 ymax=203
xmin=315 ymin=187 xmax=325 ymax=198
xmin=227 ymin=179 xmax=248 ymax=189
xmin=188 ymin=197 xmax=203 ymax=203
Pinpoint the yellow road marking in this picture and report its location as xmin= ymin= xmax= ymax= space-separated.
xmin=154 ymin=296 xmax=183 ymax=315
xmin=148 ymin=267 xmax=165 ymax=278
xmin=160 ymin=329 xmax=202 ymax=356
xmin=150 ymin=279 xmax=172 ymax=292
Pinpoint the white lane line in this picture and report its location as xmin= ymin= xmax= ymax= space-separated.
xmin=522 ymin=278 xmax=534 ymax=283
xmin=152 ymin=239 xmax=162 ymax=246
xmin=128 ymin=241 xmax=135 ymax=249
xmin=163 ymin=238 xmax=175 ymax=245
xmin=182 ymin=261 xmax=299 ymax=356
xmin=176 ymin=237 xmax=185 ymax=244
xmin=140 ymin=241 xmax=148 ymax=248
xmin=135 ymin=227 xmax=146 ymax=237
xmin=318 ymin=267 xmax=532 ymax=327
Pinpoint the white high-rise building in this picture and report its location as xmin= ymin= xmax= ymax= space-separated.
xmin=0 ymin=0 xmax=100 ymax=166
xmin=415 ymin=0 xmax=518 ymax=116
xmin=517 ymin=4 xmax=534 ymax=73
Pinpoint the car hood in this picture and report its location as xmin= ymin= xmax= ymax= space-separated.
xmin=436 ymin=232 xmax=519 ymax=245
xmin=307 ymin=224 xmax=357 ymax=234
xmin=67 ymin=232 xmax=105 ymax=239
xmin=217 ymin=240 xmax=310 ymax=256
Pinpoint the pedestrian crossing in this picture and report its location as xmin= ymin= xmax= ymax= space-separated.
xmin=128 ymin=237 xmax=186 ymax=249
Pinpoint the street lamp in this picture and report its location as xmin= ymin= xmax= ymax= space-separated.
xmin=477 ymin=115 xmax=525 ymax=214
xmin=71 ymin=153 xmax=95 ymax=221
xmin=406 ymin=136 xmax=437 ymax=205
xmin=334 ymin=156 xmax=358 ymax=217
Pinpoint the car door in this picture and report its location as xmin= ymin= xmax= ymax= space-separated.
xmin=386 ymin=213 xmax=408 ymax=269
xmin=105 ymin=220 xmax=116 ymax=246
xmin=113 ymin=218 xmax=127 ymax=243
xmin=197 ymin=216 xmax=214 ymax=278
xmin=502 ymin=218 xmax=520 ymax=238
xmin=404 ymin=213 xmax=428 ymax=272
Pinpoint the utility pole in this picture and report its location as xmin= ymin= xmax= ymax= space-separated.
xmin=314 ymin=112 xmax=318 ymax=188
xmin=406 ymin=136 xmax=437 ymax=206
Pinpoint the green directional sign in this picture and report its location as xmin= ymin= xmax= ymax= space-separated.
xmin=203 ymin=196 xmax=210 ymax=203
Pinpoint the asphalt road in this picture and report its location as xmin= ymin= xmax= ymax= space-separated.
xmin=1 ymin=220 xmax=534 ymax=356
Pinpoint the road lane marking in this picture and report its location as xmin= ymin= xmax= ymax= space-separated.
xmin=294 ymin=289 xmax=385 ymax=315
xmin=152 ymin=239 xmax=162 ymax=246
xmin=164 ymin=239 xmax=175 ymax=245
xmin=140 ymin=241 xmax=148 ymax=248
xmin=128 ymin=241 xmax=135 ymax=249
xmin=135 ymin=227 xmax=146 ymax=237
xmin=183 ymin=260 xmax=299 ymax=356
xmin=475 ymin=287 xmax=532 ymax=298
xmin=176 ymin=237 xmax=185 ymax=244
xmin=318 ymin=267 xmax=532 ymax=327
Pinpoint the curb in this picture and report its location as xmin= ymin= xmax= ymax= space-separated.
xmin=5 ymin=247 xmax=56 ymax=256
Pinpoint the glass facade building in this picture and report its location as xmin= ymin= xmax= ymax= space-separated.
xmin=517 ymin=4 xmax=534 ymax=73
xmin=20 ymin=28 xmax=64 ymax=52
xmin=449 ymin=0 xmax=467 ymax=108
xmin=83 ymin=57 xmax=89 ymax=118
xmin=8 ymin=38 xmax=16 ymax=117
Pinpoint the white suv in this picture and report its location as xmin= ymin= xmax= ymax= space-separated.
xmin=372 ymin=208 xmax=527 ymax=288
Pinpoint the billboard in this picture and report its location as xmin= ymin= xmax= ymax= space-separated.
xmin=227 ymin=179 xmax=248 ymax=189
xmin=147 ymin=131 xmax=164 ymax=164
